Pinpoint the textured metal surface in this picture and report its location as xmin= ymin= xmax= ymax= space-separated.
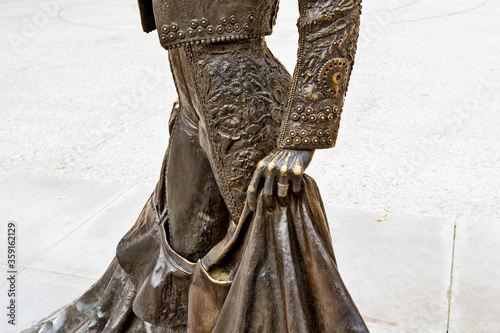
xmin=278 ymin=0 xmax=362 ymax=149
xmin=139 ymin=0 xmax=278 ymax=48
xmin=24 ymin=1 xmax=367 ymax=332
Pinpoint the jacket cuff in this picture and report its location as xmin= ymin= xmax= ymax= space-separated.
xmin=278 ymin=0 xmax=362 ymax=150
xmin=278 ymin=104 xmax=340 ymax=149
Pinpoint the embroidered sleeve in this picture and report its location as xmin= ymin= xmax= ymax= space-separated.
xmin=278 ymin=0 xmax=362 ymax=149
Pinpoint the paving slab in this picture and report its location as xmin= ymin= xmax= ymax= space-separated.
xmin=449 ymin=220 xmax=500 ymax=333
xmin=28 ymin=184 xmax=155 ymax=279
xmin=327 ymin=206 xmax=454 ymax=332
xmin=0 ymin=264 xmax=11 ymax=289
xmin=0 ymin=268 xmax=96 ymax=333
xmin=0 ymin=173 xmax=130 ymax=266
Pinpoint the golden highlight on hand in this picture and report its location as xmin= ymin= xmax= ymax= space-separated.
xmin=246 ymin=148 xmax=314 ymax=211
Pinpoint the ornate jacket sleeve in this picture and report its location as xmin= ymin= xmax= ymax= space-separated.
xmin=278 ymin=0 xmax=362 ymax=149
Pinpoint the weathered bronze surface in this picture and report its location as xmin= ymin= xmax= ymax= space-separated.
xmin=25 ymin=0 xmax=368 ymax=332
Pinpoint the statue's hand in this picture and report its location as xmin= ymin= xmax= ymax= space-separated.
xmin=246 ymin=148 xmax=315 ymax=211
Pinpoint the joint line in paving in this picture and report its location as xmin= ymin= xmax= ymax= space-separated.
xmin=446 ymin=223 xmax=457 ymax=333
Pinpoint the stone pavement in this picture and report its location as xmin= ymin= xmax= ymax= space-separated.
xmin=0 ymin=0 xmax=499 ymax=332
xmin=0 ymin=173 xmax=454 ymax=332
xmin=1 ymin=173 xmax=498 ymax=332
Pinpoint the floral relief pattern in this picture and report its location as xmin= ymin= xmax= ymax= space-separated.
xmin=187 ymin=39 xmax=291 ymax=216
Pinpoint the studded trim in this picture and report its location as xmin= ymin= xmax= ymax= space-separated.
xmin=278 ymin=0 xmax=362 ymax=150
xmin=159 ymin=32 xmax=270 ymax=50
xmin=152 ymin=0 xmax=276 ymax=49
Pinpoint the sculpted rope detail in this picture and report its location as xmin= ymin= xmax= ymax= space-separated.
xmin=279 ymin=0 xmax=362 ymax=149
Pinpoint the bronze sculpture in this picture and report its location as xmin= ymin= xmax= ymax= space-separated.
xmin=25 ymin=0 xmax=369 ymax=332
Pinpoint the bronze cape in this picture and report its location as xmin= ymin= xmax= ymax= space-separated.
xmin=25 ymin=1 xmax=368 ymax=332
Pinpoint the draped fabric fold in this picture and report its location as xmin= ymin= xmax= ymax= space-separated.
xmin=24 ymin=175 xmax=368 ymax=333
xmin=189 ymin=175 xmax=368 ymax=332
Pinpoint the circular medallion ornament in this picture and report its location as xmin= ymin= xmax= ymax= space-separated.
xmin=318 ymin=58 xmax=349 ymax=97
